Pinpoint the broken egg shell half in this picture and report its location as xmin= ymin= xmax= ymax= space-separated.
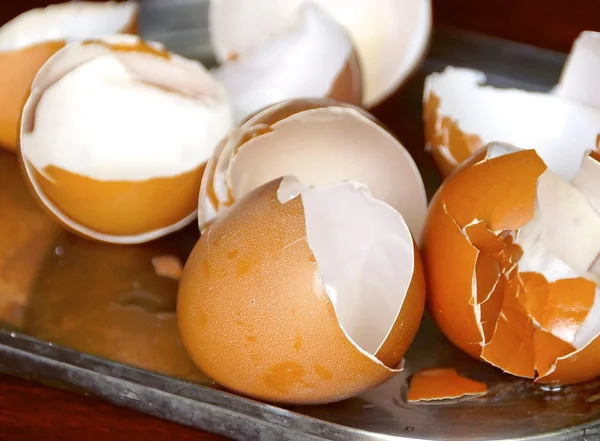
xmin=209 ymin=0 xmax=432 ymax=108
xmin=198 ymin=97 xmax=428 ymax=241
xmin=422 ymin=143 xmax=600 ymax=385
xmin=212 ymin=3 xmax=362 ymax=124
xmin=178 ymin=176 xmax=426 ymax=404
xmin=18 ymin=34 xmax=233 ymax=245
xmin=423 ymin=66 xmax=600 ymax=178
xmin=554 ymin=31 xmax=600 ymax=109
xmin=0 ymin=0 xmax=139 ymax=152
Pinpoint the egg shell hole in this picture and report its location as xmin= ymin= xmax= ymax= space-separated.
xmin=423 ymin=67 xmax=600 ymax=178
xmin=209 ymin=0 xmax=432 ymax=107
xmin=207 ymin=105 xmax=427 ymax=240
xmin=211 ymin=3 xmax=361 ymax=124
xmin=19 ymin=35 xmax=232 ymax=243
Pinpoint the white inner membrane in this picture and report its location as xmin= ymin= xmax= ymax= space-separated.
xmin=209 ymin=0 xmax=432 ymax=107
xmin=278 ymin=176 xmax=414 ymax=356
xmin=554 ymin=31 xmax=600 ymax=109
xmin=21 ymin=37 xmax=232 ymax=181
xmin=227 ymin=106 xmax=427 ymax=239
xmin=0 ymin=1 xmax=138 ymax=52
xmin=212 ymin=4 xmax=352 ymax=123
xmin=425 ymin=67 xmax=600 ymax=180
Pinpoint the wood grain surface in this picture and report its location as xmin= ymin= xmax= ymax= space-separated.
xmin=0 ymin=374 xmax=228 ymax=441
xmin=0 ymin=1 xmax=597 ymax=441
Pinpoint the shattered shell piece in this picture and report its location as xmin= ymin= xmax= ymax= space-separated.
xmin=0 ymin=1 xmax=139 ymax=152
xmin=554 ymin=31 xmax=600 ymax=109
xmin=178 ymin=177 xmax=426 ymax=404
xmin=209 ymin=0 xmax=432 ymax=108
xmin=422 ymin=144 xmax=600 ymax=385
xmin=423 ymin=67 xmax=600 ymax=178
xmin=198 ymin=98 xmax=428 ymax=240
xmin=407 ymin=368 xmax=487 ymax=402
xmin=152 ymin=255 xmax=183 ymax=280
xmin=19 ymin=34 xmax=233 ymax=244
xmin=212 ymin=4 xmax=362 ymax=123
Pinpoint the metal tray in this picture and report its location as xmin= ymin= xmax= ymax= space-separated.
xmin=2 ymin=2 xmax=600 ymax=440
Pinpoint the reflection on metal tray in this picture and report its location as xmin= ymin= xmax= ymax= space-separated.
xmin=1 ymin=2 xmax=599 ymax=440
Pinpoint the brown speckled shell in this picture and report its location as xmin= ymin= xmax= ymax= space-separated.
xmin=179 ymin=178 xmax=425 ymax=405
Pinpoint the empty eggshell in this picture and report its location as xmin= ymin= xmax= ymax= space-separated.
xmin=554 ymin=31 xmax=600 ymax=108
xmin=209 ymin=0 xmax=432 ymax=107
xmin=212 ymin=4 xmax=362 ymax=123
xmin=423 ymin=67 xmax=600 ymax=178
xmin=178 ymin=176 xmax=426 ymax=404
xmin=19 ymin=34 xmax=233 ymax=244
xmin=198 ymin=98 xmax=427 ymax=240
xmin=0 ymin=0 xmax=139 ymax=152
xmin=423 ymin=142 xmax=600 ymax=385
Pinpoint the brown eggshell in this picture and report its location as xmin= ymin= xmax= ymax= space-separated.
xmin=0 ymin=1 xmax=139 ymax=152
xmin=423 ymin=67 xmax=600 ymax=180
xmin=30 ymin=164 xmax=204 ymax=237
xmin=423 ymin=143 xmax=600 ymax=384
xmin=18 ymin=35 xmax=232 ymax=244
xmin=328 ymin=49 xmax=363 ymax=106
xmin=537 ymin=335 xmax=600 ymax=384
xmin=0 ymin=41 xmax=64 ymax=152
xmin=179 ymin=178 xmax=424 ymax=404
xmin=423 ymin=91 xmax=483 ymax=178
xmin=211 ymin=4 xmax=362 ymax=123
xmin=375 ymin=242 xmax=425 ymax=367
xmin=407 ymin=368 xmax=487 ymax=402
xmin=198 ymin=97 xmax=427 ymax=241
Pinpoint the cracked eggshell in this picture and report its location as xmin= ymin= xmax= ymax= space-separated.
xmin=19 ymin=34 xmax=233 ymax=245
xmin=209 ymin=0 xmax=431 ymax=108
xmin=422 ymin=143 xmax=600 ymax=385
xmin=0 ymin=1 xmax=139 ymax=152
xmin=423 ymin=67 xmax=600 ymax=178
xmin=212 ymin=4 xmax=362 ymax=124
xmin=198 ymin=98 xmax=427 ymax=241
xmin=178 ymin=176 xmax=425 ymax=404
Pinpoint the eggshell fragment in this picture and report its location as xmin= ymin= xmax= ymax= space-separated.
xmin=423 ymin=143 xmax=600 ymax=385
xmin=209 ymin=0 xmax=432 ymax=107
xmin=19 ymin=34 xmax=232 ymax=244
xmin=198 ymin=98 xmax=427 ymax=240
xmin=0 ymin=1 xmax=139 ymax=152
xmin=178 ymin=176 xmax=425 ymax=404
xmin=152 ymin=255 xmax=183 ymax=280
xmin=554 ymin=31 xmax=600 ymax=109
xmin=407 ymin=368 xmax=487 ymax=402
xmin=423 ymin=67 xmax=600 ymax=178
xmin=212 ymin=4 xmax=362 ymax=123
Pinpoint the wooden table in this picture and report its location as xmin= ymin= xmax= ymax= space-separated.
xmin=0 ymin=374 xmax=227 ymax=441
xmin=0 ymin=1 xmax=595 ymax=440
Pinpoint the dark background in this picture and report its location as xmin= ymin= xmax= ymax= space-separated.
xmin=1 ymin=1 xmax=599 ymax=440
xmin=1 ymin=0 xmax=598 ymax=52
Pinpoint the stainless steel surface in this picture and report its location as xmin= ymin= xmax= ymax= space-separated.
xmin=1 ymin=3 xmax=599 ymax=440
